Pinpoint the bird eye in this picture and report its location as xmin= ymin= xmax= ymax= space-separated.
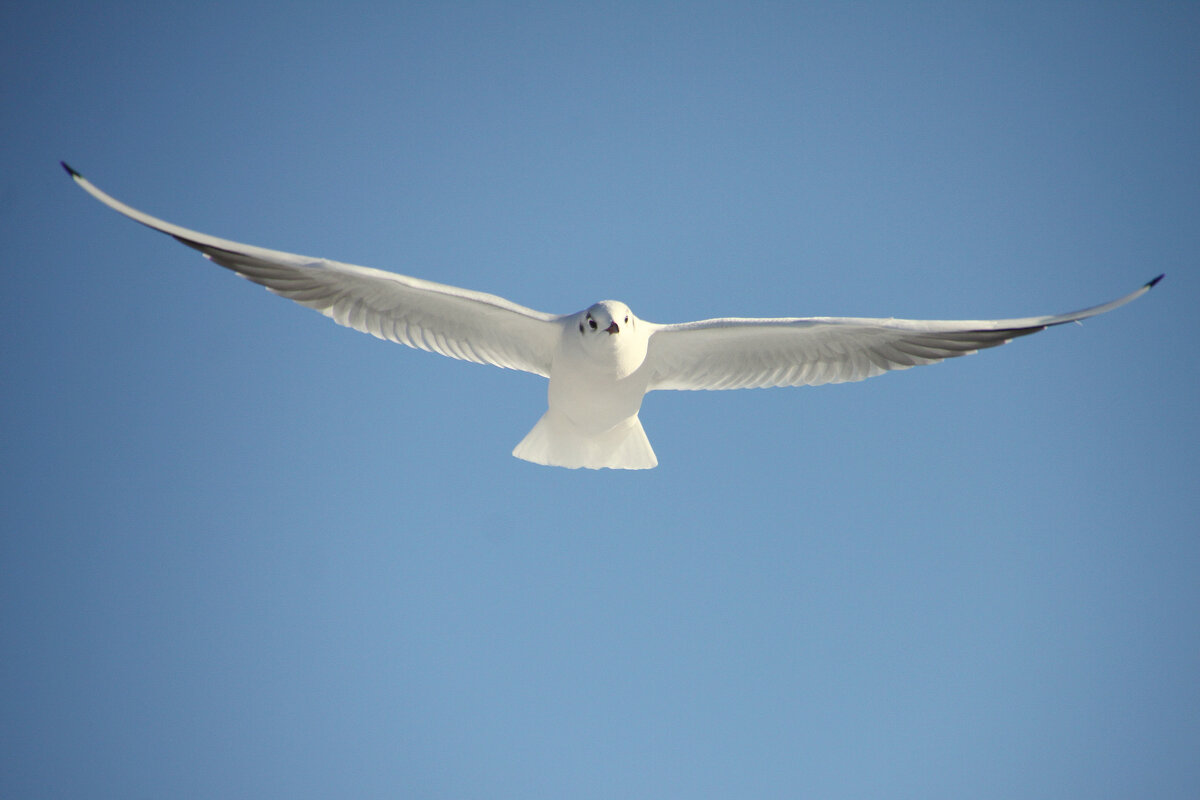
xmin=589 ymin=319 xmax=597 ymax=329
xmin=624 ymin=316 xmax=629 ymax=324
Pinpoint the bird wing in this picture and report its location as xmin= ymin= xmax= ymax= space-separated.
xmin=645 ymin=277 xmax=1161 ymax=391
xmin=63 ymin=163 xmax=562 ymax=377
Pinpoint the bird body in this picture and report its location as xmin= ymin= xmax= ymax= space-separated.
xmin=63 ymin=163 xmax=1161 ymax=470
xmin=519 ymin=301 xmax=658 ymax=468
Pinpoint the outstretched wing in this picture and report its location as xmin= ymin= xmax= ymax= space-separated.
xmin=63 ymin=163 xmax=562 ymax=377
xmin=646 ymin=277 xmax=1161 ymax=391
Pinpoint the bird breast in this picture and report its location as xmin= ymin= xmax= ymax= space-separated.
xmin=546 ymin=328 xmax=652 ymax=431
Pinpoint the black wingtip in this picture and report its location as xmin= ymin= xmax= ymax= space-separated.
xmin=1146 ymin=273 xmax=1165 ymax=289
xmin=60 ymin=161 xmax=81 ymax=179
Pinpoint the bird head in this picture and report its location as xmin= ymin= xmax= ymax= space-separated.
xmin=578 ymin=300 xmax=635 ymax=338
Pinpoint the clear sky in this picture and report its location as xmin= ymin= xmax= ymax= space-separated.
xmin=3 ymin=2 xmax=1198 ymax=798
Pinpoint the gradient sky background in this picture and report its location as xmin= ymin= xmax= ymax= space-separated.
xmin=3 ymin=2 xmax=1198 ymax=798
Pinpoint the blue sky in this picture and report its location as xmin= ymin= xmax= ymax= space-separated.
xmin=3 ymin=2 xmax=1198 ymax=797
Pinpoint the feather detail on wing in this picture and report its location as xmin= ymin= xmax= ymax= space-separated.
xmin=646 ymin=277 xmax=1161 ymax=391
xmin=63 ymin=164 xmax=561 ymax=377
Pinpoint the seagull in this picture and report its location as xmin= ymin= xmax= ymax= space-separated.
xmin=63 ymin=163 xmax=1162 ymax=470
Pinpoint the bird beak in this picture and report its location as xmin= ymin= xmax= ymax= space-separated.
xmin=606 ymin=321 xmax=619 ymax=334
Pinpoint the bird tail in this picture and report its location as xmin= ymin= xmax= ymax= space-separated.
xmin=512 ymin=412 xmax=658 ymax=470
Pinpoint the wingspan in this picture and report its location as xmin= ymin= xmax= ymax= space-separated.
xmin=645 ymin=276 xmax=1162 ymax=391
xmin=63 ymin=163 xmax=562 ymax=376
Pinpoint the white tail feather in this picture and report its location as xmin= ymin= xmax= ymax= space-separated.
xmin=513 ymin=412 xmax=658 ymax=470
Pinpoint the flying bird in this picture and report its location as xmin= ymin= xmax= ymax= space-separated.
xmin=63 ymin=163 xmax=1161 ymax=470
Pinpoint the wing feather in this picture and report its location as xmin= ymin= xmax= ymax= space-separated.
xmin=64 ymin=164 xmax=561 ymax=377
xmin=646 ymin=278 xmax=1160 ymax=391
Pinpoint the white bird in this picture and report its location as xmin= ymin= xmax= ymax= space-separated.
xmin=63 ymin=163 xmax=1162 ymax=470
